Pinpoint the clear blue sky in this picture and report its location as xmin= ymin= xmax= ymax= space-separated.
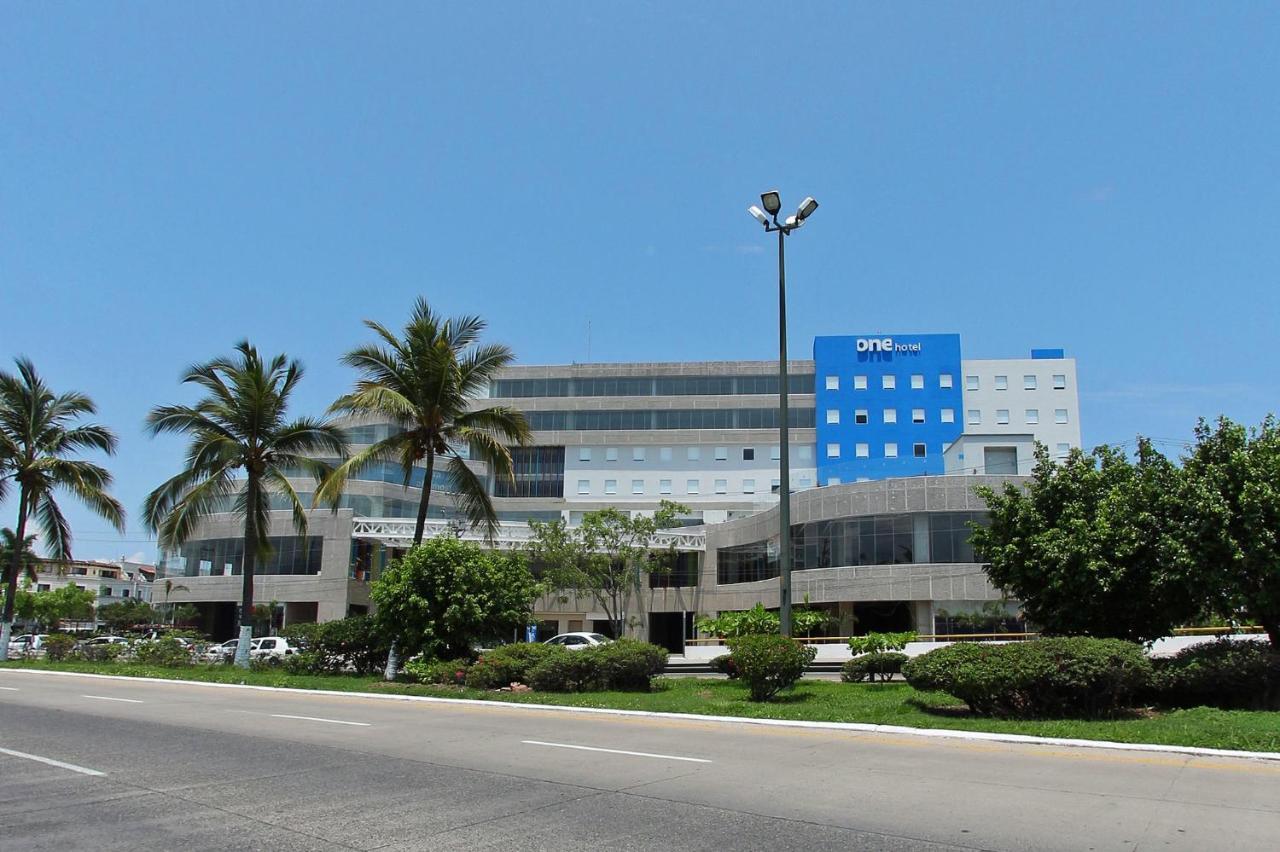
xmin=3 ymin=4 xmax=1278 ymax=560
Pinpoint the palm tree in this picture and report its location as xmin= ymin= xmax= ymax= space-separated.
xmin=0 ymin=528 xmax=41 ymax=585
xmin=161 ymin=578 xmax=190 ymax=625
xmin=143 ymin=341 xmax=348 ymax=668
xmin=0 ymin=358 xmax=125 ymax=659
xmin=316 ymin=299 xmax=530 ymax=677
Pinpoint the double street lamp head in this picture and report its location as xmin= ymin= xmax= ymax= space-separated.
xmin=748 ymin=190 xmax=819 ymax=232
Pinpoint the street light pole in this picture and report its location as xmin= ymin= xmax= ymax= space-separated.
xmin=748 ymin=192 xmax=819 ymax=638
xmin=776 ymin=224 xmax=793 ymax=637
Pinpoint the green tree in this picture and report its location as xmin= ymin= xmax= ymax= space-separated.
xmin=30 ymin=584 xmax=96 ymax=630
xmin=0 ymin=358 xmax=125 ymax=659
xmin=971 ymin=441 xmax=1200 ymax=643
xmin=370 ymin=537 xmax=540 ymax=660
xmin=0 ymin=528 xmax=41 ymax=587
xmin=97 ymin=598 xmax=157 ymax=632
xmin=315 ymin=299 xmax=530 ymax=678
xmin=143 ymin=342 xmax=348 ymax=668
xmin=528 ymin=501 xmax=688 ymax=640
xmin=1182 ymin=416 xmax=1280 ymax=647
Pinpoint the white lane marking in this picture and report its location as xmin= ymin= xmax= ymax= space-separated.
xmin=0 ymin=686 xmax=19 ymax=691
xmin=521 ymin=740 xmax=711 ymax=764
xmin=270 ymin=714 xmax=370 ymax=727
xmin=82 ymin=694 xmax=143 ymax=704
xmin=0 ymin=746 xmax=106 ymax=777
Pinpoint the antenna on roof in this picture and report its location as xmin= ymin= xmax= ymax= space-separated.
xmin=586 ymin=319 xmax=592 ymax=363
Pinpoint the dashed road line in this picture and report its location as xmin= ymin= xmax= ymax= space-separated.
xmin=0 ymin=746 xmax=106 ymax=776
xmin=82 ymin=695 xmax=143 ymax=704
xmin=270 ymin=713 xmax=370 ymax=727
xmin=522 ymin=740 xmax=711 ymax=763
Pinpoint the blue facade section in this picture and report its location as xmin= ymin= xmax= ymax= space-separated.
xmin=813 ymin=334 xmax=964 ymax=484
xmin=1031 ymin=348 xmax=1065 ymax=360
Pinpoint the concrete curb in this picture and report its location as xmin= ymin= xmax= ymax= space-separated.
xmin=5 ymin=667 xmax=1279 ymax=764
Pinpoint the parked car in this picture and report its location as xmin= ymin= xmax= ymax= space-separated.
xmin=73 ymin=635 xmax=131 ymax=652
xmin=248 ymin=637 xmax=300 ymax=660
xmin=543 ymin=632 xmax=612 ymax=650
xmin=7 ymin=634 xmax=49 ymax=658
xmin=203 ymin=639 xmax=240 ymax=663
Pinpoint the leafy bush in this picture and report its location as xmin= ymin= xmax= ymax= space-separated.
xmin=280 ymin=651 xmax=326 ymax=675
xmin=132 ymin=637 xmax=193 ymax=668
xmin=842 ymin=652 xmax=908 ymax=683
xmin=466 ymin=643 xmax=564 ymax=689
xmin=78 ymin=644 xmax=122 ymax=663
xmin=524 ymin=640 xmax=669 ymax=692
xmin=709 ymin=653 xmax=738 ymax=679
xmin=402 ymin=658 xmax=472 ymax=686
xmin=526 ymin=652 xmax=600 ymax=692
xmin=847 ymin=632 xmax=917 ymax=655
xmin=903 ymin=637 xmax=1152 ymax=718
xmin=583 ymin=639 xmax=667 ymax=690
xmin=1150 ymin=640 xmax=1280 ymax=710
xmin=726 ymin=634 xmax=816 ymax=701
xmin=280 ymin=616 xmax=391 ymax=675
xmin=43 ymin=634 xmax=76 ymax=661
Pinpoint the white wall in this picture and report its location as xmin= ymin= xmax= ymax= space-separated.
xmin=958 ymin=358 xmax=1082 ymax=473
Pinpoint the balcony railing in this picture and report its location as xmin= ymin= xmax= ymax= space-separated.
xmin=350 ymin=517 xmax=706 ymax=552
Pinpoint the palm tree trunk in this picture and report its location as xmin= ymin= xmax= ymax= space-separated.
xmin=385 ymin=451 xmax=437 ymax=681
xmin=233 ymin=479 xmax=259 ymax=669
xmin=0 ymin=491 xmax=30 ymax=662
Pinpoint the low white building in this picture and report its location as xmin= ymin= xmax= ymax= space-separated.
xmin=28 ymin=559 xmax=155 ymax=627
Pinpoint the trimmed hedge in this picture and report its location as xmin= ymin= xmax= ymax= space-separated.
xmin=132 ymin=637 xmax=193 ymax=668
xmin=280 ymin=616 xmax=390 ymax=676
xmin=842 ymin=652 xmax=908 ymax=683
xmin=903 ymin=637 xmax=1152 ymax=718
xmin=526 ymin=640 xmax=668 ymax=693
xmin=466 ymin=643 xmax=564 ymax=690
xmin=1151 ymin=639 xmax=1280 ymax=710
xmin=402 ymin=658 xmax=473 ymax=686
xmin=726 ymin=634 xmax=816 ymax=701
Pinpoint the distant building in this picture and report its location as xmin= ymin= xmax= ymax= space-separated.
xmin=27 ymin=559 xmax=154 ymax=628
xmin=155 ymin=333 xmax=1079 ymax=648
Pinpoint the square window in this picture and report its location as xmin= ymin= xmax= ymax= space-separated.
xmin=578 ymin=448 xmax=592 ymax=462
xmin=911 ymin=374 xmax=924 ymax=389
xmin=884 ymin=443 xmax=898 ymax=458
xmin=798 ymin=476 xmax=812 ymax=488
xmin=883 ymin=408 xmax=897 ymax=424
xmin=853 ymin=375 xmax=868 ymax=390
xmin=632 ymin=479 xmax=644 ymax=495
xmin=939 ymin=374 xmax=954 ymax=389
xmin=577 ymin=480 xmax=590 ymax=495
xmin=798 ymin=445 xmax=812 ymax=460
xmin=825 ymin=375 xmax=839 ymax=390
xmin=966 ymin=375 xmax=979 ymax=391
xmin=1026 ymin=408 xmax=1039 ymax=424
xmin=827 ymin=476 xmax=841 ymax=486
xmin=854 ymin=443 xmax=869 ymax=458
xmin=996 ymin=409 xmax=1010 ymax=425
xmin=686 ymin=479 xmax=699 ymax=495
xmin=826 ymin=443 xmax=841 ymax=458
xmin=882 ymin=375 xmax=896 ymax=390
xmin=770 ymin=446 xmax=781 ymax=460
xmin=632 ymin=447 xmax=646 ymax=462
xmin=1056 ymin=443 xmax=1070 ymax=458
xmin=659 ymin=479 xmax=672 ymax=495
xmin=660 ymin=447 xmax=673 ymax=462
xmin=1053 ymin=374 xmax=1067 ymax=390
xmin=604 ymin=479 xmax=617 ymax=495
xmin=995 ymin=375 xmax=1008 ymax=391
xmin=687 ymin=447 xmax=700 ymax=461
xmin=605 ymin=447 xmax=618 ymax=462
xmin=913 ymin=443 xmax=927 ymax=458
xmin=1055 ymin=408 xmax=1068 ymax=424
xmin=967 ymin=409 xmax=982 ymax=425
xmin=1024 ymin=375 xmax=1038 ymax=390
xmin=742 ymin=447 xmax=755 ymax=461
xmin=771 ymin=478 xmax=781 ymax=492
xmin=826 ymin=409 xmax=840 ymax=424
xmin=940 ymin=408 xmax=955 ymax=423
xmin=912 ymin=408 xmax=925 ymax=424
xmin=743 ymin=478 xmax=755 ymax=494
xmin=714 ymin=479 xmax=727 ymax=495
xmin=855 ymin=409 xmax=868 ymax=424
xmin=714 ymin=446 xmax=728 ymax=461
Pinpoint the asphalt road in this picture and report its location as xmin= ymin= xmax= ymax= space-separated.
xmin=1 ymin=669 xmax=1278 ymax=851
